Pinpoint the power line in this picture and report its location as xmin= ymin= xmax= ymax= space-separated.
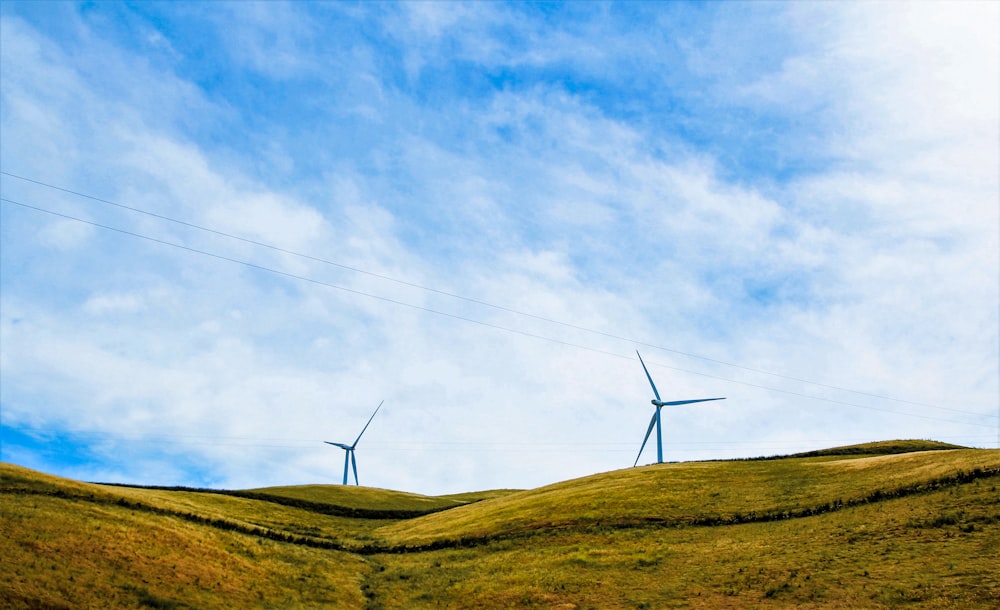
xmin=0 ymin=171 xmax=971 ymax=414
xmin=5 ymin=424 xmax=996 ymax=451
xmin=2 ymin=196 xmax=996 ymax=429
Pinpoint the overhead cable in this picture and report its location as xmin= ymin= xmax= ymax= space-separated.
xmin=0 ymin=171 xmax=968 ymax=413
xmin=2 ymin=196 xmax=996 ymax=429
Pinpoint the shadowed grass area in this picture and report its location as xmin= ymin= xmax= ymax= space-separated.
xmin=786 ymin=439 xmax=967 ymax=458
xmin=2 ymin=440 xmax=998 ymax=609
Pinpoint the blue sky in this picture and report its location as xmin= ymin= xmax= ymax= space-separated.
xmin=2 ymin=1 xmax=998 ymax=494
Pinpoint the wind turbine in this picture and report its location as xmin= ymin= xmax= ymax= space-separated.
xmin=325 ymin=400 xmax=383 ymax=485
xmin=634 ymin=351 xmax=724 ymax=466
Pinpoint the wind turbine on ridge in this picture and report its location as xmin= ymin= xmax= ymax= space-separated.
xmin=634 ymin=351 xmax=725 ymax=466
xmin=325 ymin=400 xmax=383 ymax=485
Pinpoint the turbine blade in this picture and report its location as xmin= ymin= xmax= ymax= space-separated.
xmin=633 ymin=412 xmax=658 ymax=467
xmin=659 ymin=397 xmax=726 ymax=407
xmin=325 ymin=441 xmax=351 ymax=450
xmin=352 ymin=400 xmax=383 ymax=447
xmin=351 ymin=451 xmax=359 ymax=486
xmin=636 ymin=351 xmax=662 ymax=402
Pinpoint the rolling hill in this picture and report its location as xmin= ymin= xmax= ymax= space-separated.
xmin=2 ymin=440 xmax=998 ymax=608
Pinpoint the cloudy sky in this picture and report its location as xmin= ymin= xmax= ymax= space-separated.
xmin=1 ymin=2 xmax=997 ymax=495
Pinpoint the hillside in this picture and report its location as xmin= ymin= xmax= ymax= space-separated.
xmin=2 ymin=440 xmax=999 ymax=608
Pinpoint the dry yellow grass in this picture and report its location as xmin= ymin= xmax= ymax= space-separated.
xmin=247 ymin=484 xmax=516 ymax=513
xmin=367 ymin=480 xmax=1000 ymax=608
xmin=1 ymin=489 xmax=370 ymax=609
xmin=2 ymin=440 xmax=998 ymax=609
xmin=375 ymin=448 xmax=1000 ymax=546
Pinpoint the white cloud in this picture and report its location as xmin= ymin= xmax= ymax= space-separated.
xmin=808 ymin=3 xmax=998 ymax=179
xmin=207 ymin=2 xmax=322 ymax=79
xmin=82 ymin=292 xmax=146 ymax=316
xmin=36 ymin=217 xmax=94 ymax=250
xmin=1 ymin=3 xmax=996 ymax=495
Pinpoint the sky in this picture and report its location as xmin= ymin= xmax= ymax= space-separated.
xmin=1 ymin=1 xmax=998 ymax=495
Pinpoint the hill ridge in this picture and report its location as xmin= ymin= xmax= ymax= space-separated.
xmin=89 ymin=484 xmax=463 ymax=520
xmin=13 ymin=463 xmax=999 ymax=555
xmin=4 ymin=440 xmax=1000 ymax=609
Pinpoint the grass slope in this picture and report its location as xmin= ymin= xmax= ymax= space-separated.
xmin=2 ymin=440 xmax=999 ymax=609
xmin=376 ymin=441 xmax=990 ymax=546
xmin=369 ymin=478 xmax=1000 ymax=608
xmin=0 ymin=464 xmax=370 ymax=609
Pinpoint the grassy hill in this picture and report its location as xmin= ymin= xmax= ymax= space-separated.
xmin=3 ymin=439 xmax=999 ymax=608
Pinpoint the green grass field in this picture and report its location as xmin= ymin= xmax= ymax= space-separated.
xmin=3 ymin=440 xmax=999 ymax=608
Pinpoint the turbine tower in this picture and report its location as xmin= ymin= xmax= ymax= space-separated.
xmin=634 ymin=351 xmax=724 ymax=466
xmin=325 ymin=400 xmax=383 ymax=485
